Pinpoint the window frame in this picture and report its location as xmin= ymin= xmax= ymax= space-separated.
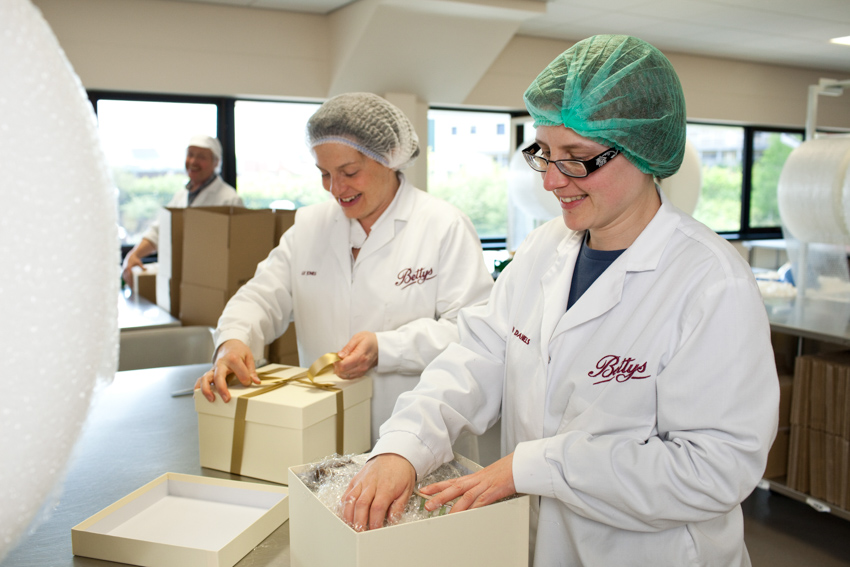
xmin=89 ymin=90 xmax=237 ymax=187
xmin=688 ymin=121 xmax=803 ymax=242
xmin=91 ymin=90 xmax=809 ymax=254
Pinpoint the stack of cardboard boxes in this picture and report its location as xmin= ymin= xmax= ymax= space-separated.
xmin=787 ymin=352 xmax=850 ymax=510
xmin=156 ymin=206 xmax=298 ymax=365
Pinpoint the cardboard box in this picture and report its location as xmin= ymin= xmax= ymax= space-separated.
xmin=268 ymin=323 xmax=299 ymax=366
xmin=71 ymin=473 xmax=288 ymax=567
xmin=180 ymin=281 xmax=233 ymax=328
xmin=787 ymin=424 xmax=809 ymax=492
xmin=764 ymin=427 xmax=790 ymax=479
xmin=790 ymin=356 xmax=811 ymax=426
xmin=182 ymin=207 xmax=275 ymax=292
xmin=778 ymin=374 xmax=793 ymax=429
xmin=195 ymin=364 xmax=372 ymax=485
xmin=273 ymin=209 xmax=295 ymax=246
xmin=132 ymin=264 xmax=157 ymax=304
xmin=156 ymin=207 xmax=185 ymax=318
xmin=808 ymin=428 xmax=827 ymax=500
xmin=840 ymin=438 xmax=849 ymax=510
xmin=810 ymin=358 xmax=828 ymax=432
xmin=288 ymin=454 xmax=530 ymax=567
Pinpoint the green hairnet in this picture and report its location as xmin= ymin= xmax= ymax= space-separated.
xmin=524 ymin=35 xmax=686 ymax=179
xmin=307 ymin=92 xmax=420 ymax=171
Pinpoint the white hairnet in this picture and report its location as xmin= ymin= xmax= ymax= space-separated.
xmin=307 ymin=93 xmax=420 ymax=171
xmin=187 ymin=134 xmax=222 ymax=163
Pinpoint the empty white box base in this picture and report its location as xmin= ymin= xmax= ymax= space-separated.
xmin=72 ymin=473 xmax=289 ymax=567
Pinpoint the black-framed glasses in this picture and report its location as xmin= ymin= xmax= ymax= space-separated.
xmin=522 ymin=142 xmax=620 ymax=178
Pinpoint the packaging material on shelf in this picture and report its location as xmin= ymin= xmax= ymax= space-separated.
xmin=194 ymin=364 xmax=371 ymax=485
xmin=764 ymin=375 xmax=794 ymax=479
xmin=288 ymin=453 xmax=530 ymax=567
xmin=764 ymin=429 xmax=790 ymax=479
xmin=155 ymin=207 xmax=185 ymax=318
xmin=787 ymin=352 xmax=850 ymax=507
xmin=71 ymin=472 xmax=288 ymax=567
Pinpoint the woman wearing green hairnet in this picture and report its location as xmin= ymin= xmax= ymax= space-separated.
xmin=342 ymin=35 xmax=779 ymax=566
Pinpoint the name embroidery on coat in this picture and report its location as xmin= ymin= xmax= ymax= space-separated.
xmin=396 ymin=267 xmax=436 ymax=289
xmin=511 ymin=326 xmax=531 ymax=345
xmin=588 ymin=354 xmax=650 ymax=385
xmin=301 ymin=271 xmax=317 ymax=276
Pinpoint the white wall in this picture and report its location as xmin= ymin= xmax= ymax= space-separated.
xmin=33 ymin=0 xmax=850 ymax=129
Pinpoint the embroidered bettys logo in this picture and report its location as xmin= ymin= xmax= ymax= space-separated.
xmin=588 ymin=355 xmax=650 ymax=385
xmin=396 ymin=267 xmax=436 ymax=289
xmin=511 ymin=326 xmax=530 ymax=345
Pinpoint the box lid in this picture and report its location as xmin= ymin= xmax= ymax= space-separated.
xmin=71 ymin=472 xmax=288 ymax=567
xmin=194 ymin=364 xmax=372 ymax=429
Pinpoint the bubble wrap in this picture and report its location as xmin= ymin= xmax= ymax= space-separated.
xmin=0 ymin=0 xmax=118 ymax=559
xmin=297 ymin=454 xmax=475 ymax=528
xmin=778 ymin=137 xmax=850 ymax=244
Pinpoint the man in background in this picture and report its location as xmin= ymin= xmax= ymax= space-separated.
xmin=121 ymin=134 xmax=244 ymax=287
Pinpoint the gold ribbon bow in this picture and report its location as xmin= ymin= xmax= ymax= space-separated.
xmin=230 ymin=352 xmax=343 ymax=476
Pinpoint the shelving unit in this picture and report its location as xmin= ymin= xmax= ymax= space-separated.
xmin=761 ymin=295 xmax=850 ymax=521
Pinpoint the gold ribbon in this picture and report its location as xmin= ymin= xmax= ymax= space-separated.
xmin=230 ymin=353 xmax=343 ymax=476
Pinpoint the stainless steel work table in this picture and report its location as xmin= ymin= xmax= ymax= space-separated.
xmin=764 ymin=295 xmax=850 ymax=347
xmin=118 ymin=290 xmax=180 ymax=331
xmin=1 ymin=364 xmax=292 ymax=567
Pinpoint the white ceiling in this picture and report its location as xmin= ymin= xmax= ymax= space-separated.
xmin=163 ymin=0 xmax=850 ymax=73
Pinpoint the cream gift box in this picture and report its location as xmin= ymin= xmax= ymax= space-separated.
xmin=288 ymin=454 xmax=531 ymax=567
xmin=71 ymin=473 xmax=288 ymax=567
xmin=195 ymin=363 xmax=372 ymax=485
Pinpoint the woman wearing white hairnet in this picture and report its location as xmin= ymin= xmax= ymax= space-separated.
xmin=196 ymin=93 xmax=494 ymax=447
xmin=342 ymin=36 xmax=778 ymax=566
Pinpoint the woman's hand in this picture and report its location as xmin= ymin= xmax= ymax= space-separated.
xmin=334 ymin=331 xmax=378 ymax=379
xmin=194 ymin=339 xmax=260 ymax=402
xmin=341 ymin=454 xmax=416 ymax=531
xmin=419 ymin=453 xmax=516 ymax=514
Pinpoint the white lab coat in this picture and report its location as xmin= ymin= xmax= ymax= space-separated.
xmin=215 ymin=175 xmax=494 ymax=443
xmin=374 ymin=190 xmax=779 ymax=567
xmin=142 ymin=175 xmax=244 ymax=247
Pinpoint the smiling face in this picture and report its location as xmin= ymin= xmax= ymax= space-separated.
xmin=185 ymin=145 xmax=218 ymax=189
xmin=535 ymin=125 xmax=660 ymax=251
xmin=313 ymin=143 xmax=400 ymax=235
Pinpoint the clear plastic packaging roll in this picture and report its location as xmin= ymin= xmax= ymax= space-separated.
xmin=778 ymin=137 xmax=850 ymax=244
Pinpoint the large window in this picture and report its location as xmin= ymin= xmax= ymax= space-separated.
xmin=687 ymin=124 xmax=744 ymax=233
xmin=427 ymin=109 xmax=513 ymax=240
xmin=234 ymin=100 xmax=326 ymax=209
xmin=95 ymin=98 xmax=218 ymax=245
xmin=687 ymin=122 xmax=802 ymax=238
xmin=92 ymin=90 xmax=805 ymax=256
xmin=750 ymin=130 xmax=802 ymax=229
